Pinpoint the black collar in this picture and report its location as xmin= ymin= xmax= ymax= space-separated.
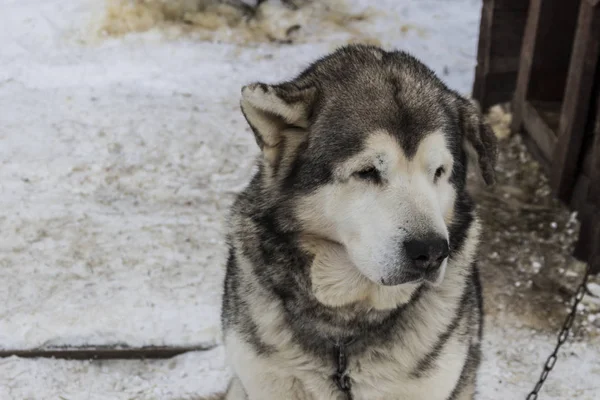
xmin=333 ymin=339 xmax=354 ymax=400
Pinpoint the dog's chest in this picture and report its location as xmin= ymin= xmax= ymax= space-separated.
xmin=281 ymin=331 xmax=469 ymax=400
xmin=346 ymin=339 xmax=469 ymax=400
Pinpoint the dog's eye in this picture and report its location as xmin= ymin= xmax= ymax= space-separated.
xmin=354 ymin=167 xmax=381 ymax=183
xmin=434 ymin=166 xmax=445 ymax=182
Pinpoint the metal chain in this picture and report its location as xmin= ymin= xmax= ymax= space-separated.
xmin=525 ymin=262 xmax=592 ymax=400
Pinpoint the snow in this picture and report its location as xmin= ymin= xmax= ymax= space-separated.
xmin=0 ymin=331 xmax=599 ymax=400
xmin=0 ymin=347 xmax=230 ymax=400
xmin=0 ymin=0 xmax=598 ymax=399
xmin=0 ymin=0 xmax=480 ymax=352
xmin=479 ymin=326 xmax=600 ymax=400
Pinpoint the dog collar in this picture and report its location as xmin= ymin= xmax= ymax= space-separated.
xmin=333 ymin=339 xmax=354 ymax=400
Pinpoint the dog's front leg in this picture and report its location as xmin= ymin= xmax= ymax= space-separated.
xmin=225 ymin=333 xmax=313 ymax=400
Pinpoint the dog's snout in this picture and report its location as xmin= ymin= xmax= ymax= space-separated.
xmin=404 ymin=237 xmax=449 ymax=271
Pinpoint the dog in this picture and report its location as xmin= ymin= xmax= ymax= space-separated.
xmin=221 ymin=44 xmax=497 ymax=400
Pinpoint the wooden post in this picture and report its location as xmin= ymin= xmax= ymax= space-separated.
xmin=472 ymin=0 xmax=529 ymax=110
xmin=575 ymin=89 xmax=600 ymax=274
xmin=511 ymin=0 xmax=545 ymax=136
xmin=551 ymin=0 xmax=600 ymax=202
xmin=591 ymin=215 xmax=600 ymax=274
xmin=589 ymin=95 xmax=600 ymax=208
xmin=512 ymin=0 xmax=584 ymax=167
xmin=472 ymin=0 xmax=494 ymax=106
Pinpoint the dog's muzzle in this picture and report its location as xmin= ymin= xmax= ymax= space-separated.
xmin=381 ymin=235 xmax=449 ymax=286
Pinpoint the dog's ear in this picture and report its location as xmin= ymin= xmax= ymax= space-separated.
xmin=458 ymin=98 xmax=498 ymax=186
xmin=240 ymin=82 xmax=317 ymax=166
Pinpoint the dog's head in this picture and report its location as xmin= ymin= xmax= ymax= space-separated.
xmin=240 ymin=45 xmax=496 ymax=287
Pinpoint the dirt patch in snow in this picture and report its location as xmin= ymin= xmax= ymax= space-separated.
xmin=474 ymin=105 xmax=600 ymax=339
xmin=99 ymin=0 xmax=380 ymax=45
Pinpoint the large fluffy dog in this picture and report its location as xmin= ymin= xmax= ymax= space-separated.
xmin=221 ymin=44 xmax=497 ymax=400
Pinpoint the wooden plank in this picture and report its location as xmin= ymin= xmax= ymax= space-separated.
xmin=486 ymin=56 xmax=521 ymax=75
xmin=511 ymin=0 xmax=543 ymax=133
xmin=527 ymin=0 xmax=582 ymax=102
xmin=480 ymin=71 xmax=520 ymax=94
xmin=573 ymin=200 xmax=593 ymax=262
xmin=582 ymin=138 xmax=595 ymax=177
xmin=492 ymin=0 xmax=531 ymax=9
xmin=569 ymin=173 xmax=590 ymax=212
xmin=589 ymin=112 xmax=600 ymax=274
xmin=0 ymin=345 xmax=214 ymax=360
xmin=532 ymin=101 xmax=561 ymax=132
xmin=573 ymin=199 xmax=600 ymax=274
xmin=521 ymin=129 xmax=552 ymax=174
xmin=574 ymin=77 xmax=600 ymax=271
xmin=490 ymin=11 xmax=529 ymax=58
xmin=591 ymin=212 xmax=600 ymax=274
xmin=551 ymin=0 xmax=600 ymax=201
xmin=473 ymin=2 xmax=528 ymax=110
xmin=521 ymin=101 xmax=558 ymax=161
xmin=588 ymin=89 xmax=600 ymax=206
xmin=473 ymin=0 xmax=495 ymax=107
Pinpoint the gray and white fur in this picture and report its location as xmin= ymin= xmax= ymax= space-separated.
xmin=221 ymin=44 xmax=497 ymax=400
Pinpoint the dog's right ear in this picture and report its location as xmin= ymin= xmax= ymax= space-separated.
xmin=240 ymin=82 xmax=317 ymax=166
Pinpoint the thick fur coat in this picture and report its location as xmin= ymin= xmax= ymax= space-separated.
xmin=221 ymin=44 xmax=497 ymax=400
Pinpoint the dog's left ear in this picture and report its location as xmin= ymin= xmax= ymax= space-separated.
xmin=240 ymin=82 xmax=317 ymax=166
xmin=458 ymin=98 xmax=498 ymax=186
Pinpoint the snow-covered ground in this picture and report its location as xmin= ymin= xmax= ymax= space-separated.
xmin=0 ymin=0 xmax=480 ymax=353
xmin=0 ymin=0 xmax=598 ymax=399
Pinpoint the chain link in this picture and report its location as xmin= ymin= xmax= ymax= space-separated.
xmin=525 ymin=262 xmax=592 ymax=400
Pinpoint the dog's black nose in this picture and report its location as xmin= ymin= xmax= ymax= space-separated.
xmin=404 ymin=237 xmax=449 ymax=271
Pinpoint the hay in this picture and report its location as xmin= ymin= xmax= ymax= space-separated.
xmin=485 ymin=103 xmax=513 ymax=140
xmin=100 ymin=0 xmax=378 ymax=45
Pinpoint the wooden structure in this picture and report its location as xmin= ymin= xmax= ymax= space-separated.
xmin=473 ymin=0 xmax=531 ymax=110
xmin=473 ymin=0 xmax=600 ymax=274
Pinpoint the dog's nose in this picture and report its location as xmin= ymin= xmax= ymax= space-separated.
xmin=404 ymin=237 xmax=449 ymax=271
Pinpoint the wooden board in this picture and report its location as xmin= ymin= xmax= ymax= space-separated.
xmin=573 ymin=72 xmax=600 ymax=271
xmin=586 ymin=85 xmax=600 ymax=274
xmin=512 ymin=0 xmax=582 ymax=133
xmin=473 ymin=0 xmax=529 ymax=110
xmin=477 ymin=0 xmax=600 ymax=273
xmin=521 ymin=101 xmax=558 ymax=162
xmin=511 ymin=0 xmax=544 ymax=134
xmin=551 ymin=0 xmax=600 ymax=202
